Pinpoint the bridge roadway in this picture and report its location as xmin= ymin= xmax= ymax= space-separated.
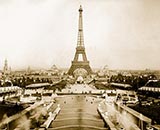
xmin=48 ymin=95 xmax=109 ymax=130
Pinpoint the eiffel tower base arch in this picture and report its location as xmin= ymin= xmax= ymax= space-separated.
xmin=68 ymin=61 xmax=92 ymax=76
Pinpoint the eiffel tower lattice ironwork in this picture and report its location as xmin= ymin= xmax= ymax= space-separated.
xmin=68 ymin=5 xmax=92 ymax=75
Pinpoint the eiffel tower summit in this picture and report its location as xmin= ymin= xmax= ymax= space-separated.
xmin=68 ymin=5 xmax=92 ymax=76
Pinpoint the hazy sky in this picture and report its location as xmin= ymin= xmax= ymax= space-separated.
xmin=0 ymin=0 xmax=160 ymax=70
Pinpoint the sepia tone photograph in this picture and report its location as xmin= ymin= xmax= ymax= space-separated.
xmin=0 ymin=0 xmax=160 ymax=130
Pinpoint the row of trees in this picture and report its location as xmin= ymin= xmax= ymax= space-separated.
xmin=0 ymin=76 xmax=53 ymax=88
xmin=109 ymin=73 xmax=157 ymax=90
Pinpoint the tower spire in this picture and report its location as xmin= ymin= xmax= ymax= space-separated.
xmin=77 ymin=5 xmax=84 ymax=47
xmin=3 ymin=58 xmax=8 ymax=74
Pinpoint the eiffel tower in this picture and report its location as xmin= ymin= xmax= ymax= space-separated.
xmin=68 ymin=5 xmax=92 ymax=75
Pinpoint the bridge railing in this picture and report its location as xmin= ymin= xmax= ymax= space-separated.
xmin=41 ymin=106 xmax=61 ymax=129
xmin=97 ymin=106 xmax=117 ymax=130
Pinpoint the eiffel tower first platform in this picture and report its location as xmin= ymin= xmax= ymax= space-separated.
xmin=68 ymin=5 xmax=92 ymax=76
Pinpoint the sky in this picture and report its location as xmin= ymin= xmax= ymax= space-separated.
xmin=0 ymin=0 xmax=160 ymax=70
